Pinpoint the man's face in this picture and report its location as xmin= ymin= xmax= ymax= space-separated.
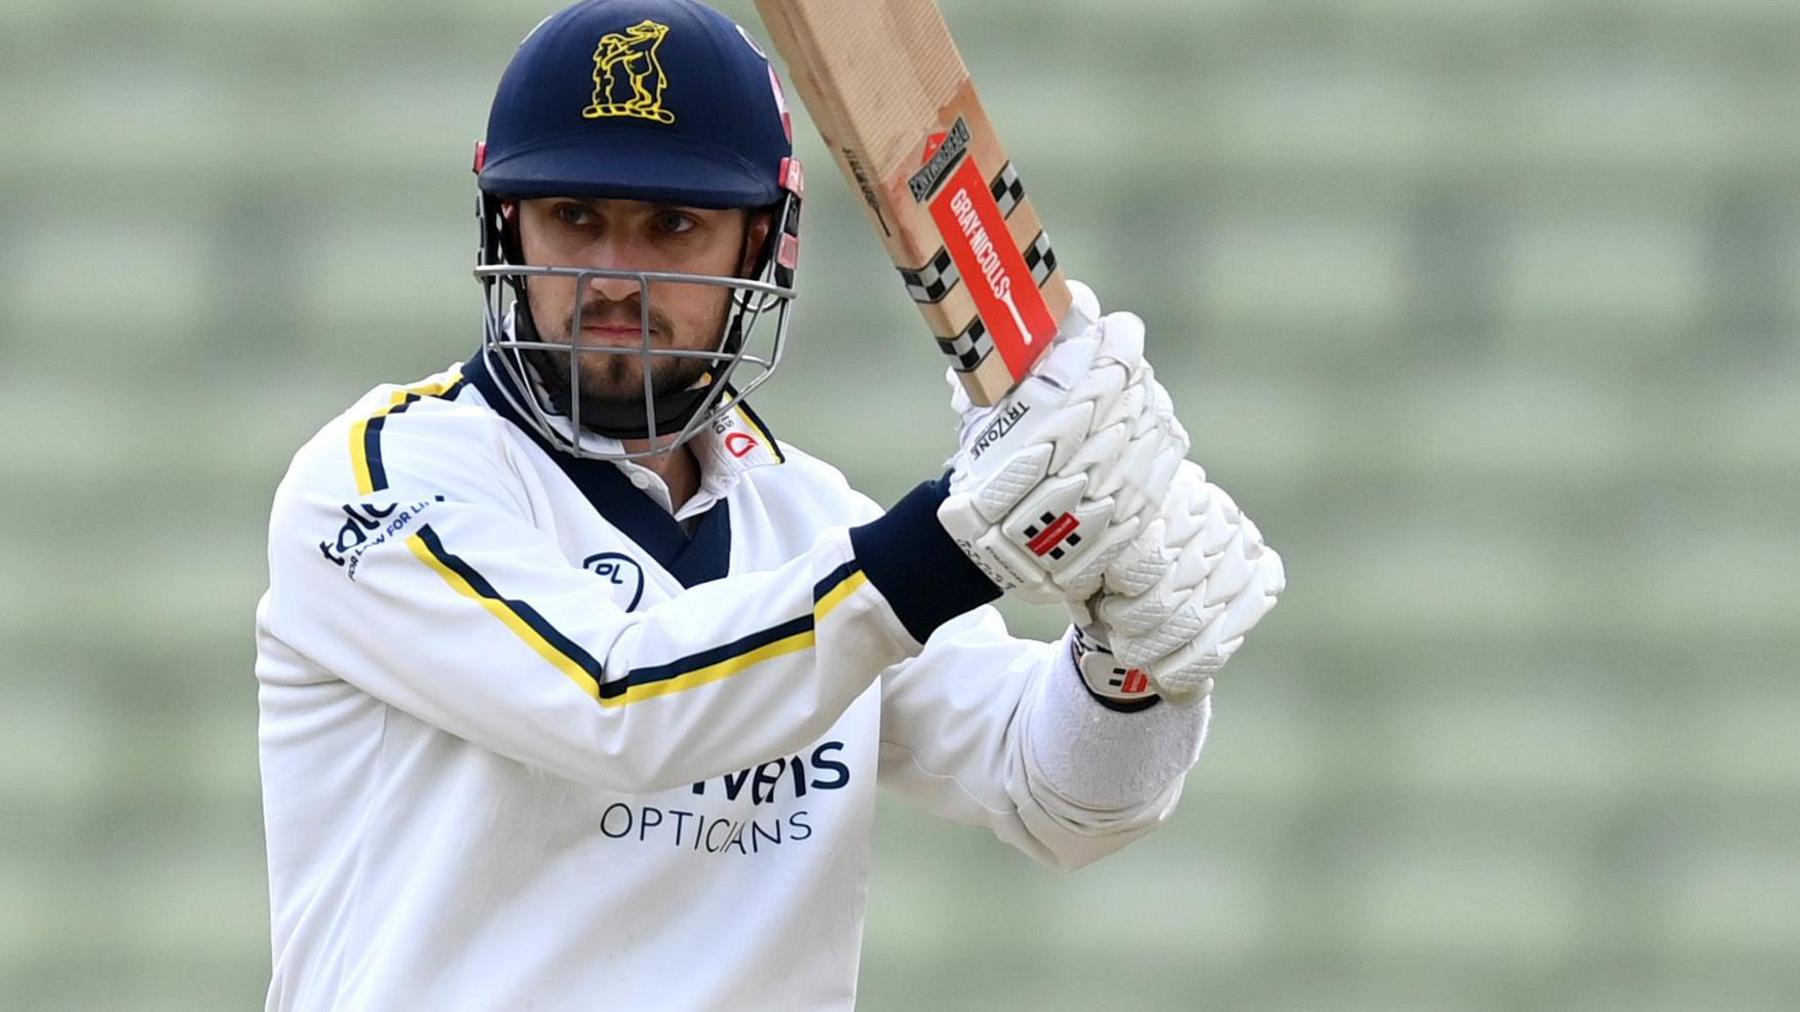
xmin=514 ymin=197 xmax=769 ymax=411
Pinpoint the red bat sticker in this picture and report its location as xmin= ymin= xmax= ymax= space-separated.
xmin=928 ymin=158 xmax=1057 ymax=380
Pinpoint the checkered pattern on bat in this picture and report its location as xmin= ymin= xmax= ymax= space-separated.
xmin=989 ymin=163 xmax=1025 ymax=218
xmin=935 ymin=316 xmax=994 ymax=372
xmin=898 ymin=247 xmax=961 ymax=304
xmin=1024 ymin=231 xmax=1057 ymax=285
xmin=900 ymin=164 xmax=1028 ymax=305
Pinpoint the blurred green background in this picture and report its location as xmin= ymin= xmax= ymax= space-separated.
xmin=4 ymin=0 xmax=1798 ymax=1008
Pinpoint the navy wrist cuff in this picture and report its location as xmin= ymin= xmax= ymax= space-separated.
xmin=850 ymin=475 xmax=1001 ymax=644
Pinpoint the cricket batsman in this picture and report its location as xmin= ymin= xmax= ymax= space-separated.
xmin=254 ymin=0 xmax=1285 ymax=1007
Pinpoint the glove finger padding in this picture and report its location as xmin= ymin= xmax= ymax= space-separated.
xmin=1099 ymin=528 xmax=1234 ymax=647
xmin=1050 ymin=524 xmax=1145 ymax=605
xmin=1097 ymin=473 xmax=1284 ymax=686
xmin=1098 ymin=461 xmax=1209 ymax=599
xmin=1198 ymin=524 xmax=1260 ymax=607
xmin=1103 ymin=523 xmax=1173 ymax=600
xmin=1076 ymin=367 xmax=1187 ymax=492
xmin=1102 ymin=518 xmax=1259 ymax=656
xmin=1148 ymin=544 xmax=1286 ymax=697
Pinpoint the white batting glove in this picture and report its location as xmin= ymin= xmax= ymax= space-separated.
xmin=1083 ymin=460 xmax=1286 ymax=698
xmin=938 ymin=282 xmax=1189 ymax=604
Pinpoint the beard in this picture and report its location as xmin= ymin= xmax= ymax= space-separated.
xmin=525 ymin=344 xmax=717 ymax=416
xmin=519 ymin=292 xmax=733 ymax=433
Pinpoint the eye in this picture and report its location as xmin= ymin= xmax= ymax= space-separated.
xmin=555 ymin=203 xmax=595 ymax=227
xmin=657 ymin=210 xmax=697 ymax=235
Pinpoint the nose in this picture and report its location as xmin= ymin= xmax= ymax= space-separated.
xmin=578 ymin=233 xmax=651 ymax=302
xmin=585 ymin=271 xmax=641 ymax=303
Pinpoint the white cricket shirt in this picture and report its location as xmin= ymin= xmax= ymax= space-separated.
xmin=255 ymin=350 xmax=1199 ymax=1010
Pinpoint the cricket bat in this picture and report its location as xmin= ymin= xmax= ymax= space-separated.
xmin=751 ymin=0 xmax=1073 ymax=407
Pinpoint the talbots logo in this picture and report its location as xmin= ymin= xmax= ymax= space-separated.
xmin=319 ymin=497 xmax=441 ymax=581
xmin=583 ymin=20 xmax=676 ymax=124
xmin=583 ymin=552 xmax=646 ymax=611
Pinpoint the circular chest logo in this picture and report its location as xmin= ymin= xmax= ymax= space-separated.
xmin=583 ymin=552 xmax=646 ymax=611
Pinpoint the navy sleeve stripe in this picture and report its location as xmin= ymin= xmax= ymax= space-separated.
xmin=812 ymin=560 xmax=863 ymax=603
xmin=599 ymin=613 xmax=815 ymax=701
xmin=414 ymin=524 xmax=607 ymax=687
xmin=350 ymin=374 xmax=464 ymax=495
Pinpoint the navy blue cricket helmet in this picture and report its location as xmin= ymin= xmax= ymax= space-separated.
xmin=472 ymin=0 xmax=804 ymax=457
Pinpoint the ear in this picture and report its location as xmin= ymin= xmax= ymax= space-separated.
xmin=498 ymin=200 xmax=527 ymax=266
xmin=739 ymin=210 xmax=774 ymax=275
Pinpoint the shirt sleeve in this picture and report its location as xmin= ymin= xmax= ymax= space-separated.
xmin=876 ymin=609 xmax=1207 ymax=871
xmin=259 ymin=400 xmax=999 ymax=794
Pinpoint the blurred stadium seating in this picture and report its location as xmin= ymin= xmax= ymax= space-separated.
xmin=2 ymin=0 xmax=1796 ymax=1008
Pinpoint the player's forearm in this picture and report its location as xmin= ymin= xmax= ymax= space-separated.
xmin=877 ymin=642 xmax=1201 ymax=873
xmin=1018 ymin=627 xmax=1208 ymax=823
xmin=871 ymin=611 xmax=1194 ymax=871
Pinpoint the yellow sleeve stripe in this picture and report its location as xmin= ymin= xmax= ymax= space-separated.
xmin=593 ymin=562 xmax=868 ymax=709
xmin=814 ymin=569 xmax=869 ymax=619
xmin=598 ymin=628 xmax=817 ymax=709
xmin=406 ymin=524 xmax=603 ymax=700
xmin=349 ymin=373 xmax=465 ymax=495
xmin=404 ymin=518 xmax=870 ymax=712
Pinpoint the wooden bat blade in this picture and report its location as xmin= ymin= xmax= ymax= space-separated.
xmin=752 ymin=0 xmax=1072 ymax=405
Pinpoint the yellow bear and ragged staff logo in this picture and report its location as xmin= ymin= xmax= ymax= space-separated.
xmin=582 ymin=19 xmax=676 ymax=124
